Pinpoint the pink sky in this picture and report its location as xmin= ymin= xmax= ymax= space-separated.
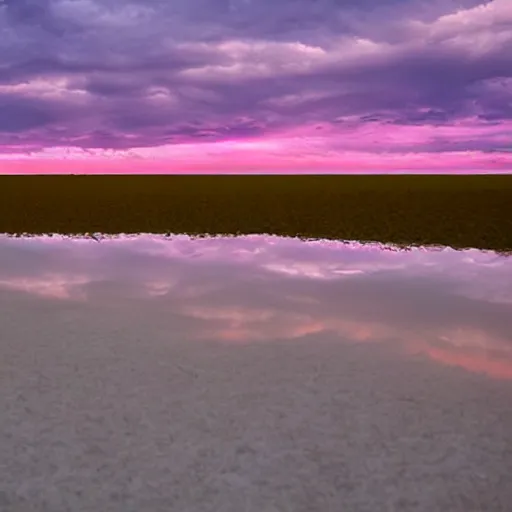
xmin=1 ymin=0 xmax=511 ymax=173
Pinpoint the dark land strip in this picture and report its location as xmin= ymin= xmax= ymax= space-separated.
xmin=1 ymin=175 xmax=511 ymax=253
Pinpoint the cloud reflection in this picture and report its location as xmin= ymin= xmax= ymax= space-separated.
xmin=0 ymin=234 xmax=511 ymax=380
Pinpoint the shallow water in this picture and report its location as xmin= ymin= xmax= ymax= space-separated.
xmin=1 ymin=234 xmax=511 ymax=511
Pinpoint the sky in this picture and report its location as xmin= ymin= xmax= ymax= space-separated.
xmin=0 ymin=0 xmax=511 ymax=173
xmin=1 ymin=234 xmax=512 ymax=379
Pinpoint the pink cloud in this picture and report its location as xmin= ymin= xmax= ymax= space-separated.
xmin=1 ymin=120 xmax=512 ymax=173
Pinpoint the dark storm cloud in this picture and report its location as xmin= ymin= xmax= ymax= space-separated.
xmin=0 ymin=94 xmax=69 ymax=132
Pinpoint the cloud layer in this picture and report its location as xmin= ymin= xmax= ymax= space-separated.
xmin=0 ymin=0 xmax=511 ymax=172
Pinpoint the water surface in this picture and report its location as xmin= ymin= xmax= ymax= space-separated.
xmin=1 ymin=234 xmax=511 ymax=511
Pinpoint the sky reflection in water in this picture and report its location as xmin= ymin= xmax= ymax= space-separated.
xmin=1 ymin=234 xmax=511 ymax=381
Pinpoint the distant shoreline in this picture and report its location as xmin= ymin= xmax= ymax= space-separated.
xmin=2 ymin=175 xmax=512 ymax=253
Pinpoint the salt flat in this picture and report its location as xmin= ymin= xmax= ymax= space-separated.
xmin=1 ymin=235 xmax=511 ymax=511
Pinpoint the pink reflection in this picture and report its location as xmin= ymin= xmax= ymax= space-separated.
xmin=425 ymin=345 xmax=512 ymax=381
xmin=0 ymin=234 xmax=511 ymax=380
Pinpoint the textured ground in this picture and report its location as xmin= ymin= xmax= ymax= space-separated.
xmin=1 ymin=290 xmax=512 ymax=512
